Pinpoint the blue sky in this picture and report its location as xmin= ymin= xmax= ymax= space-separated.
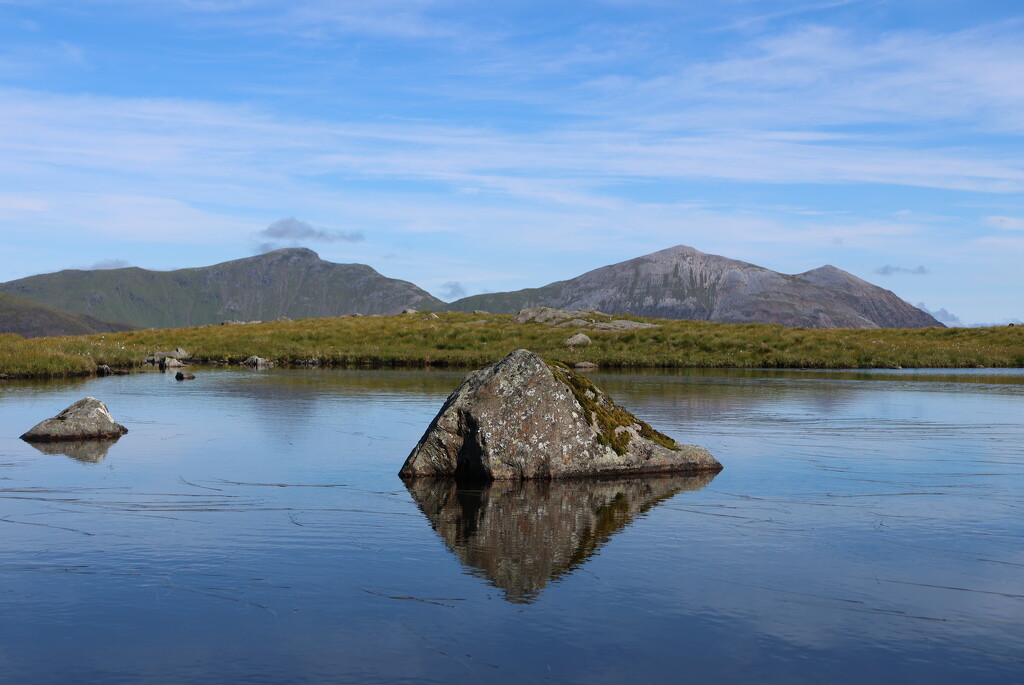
xmin=0 ymin=0 xmax=1022 ymax=324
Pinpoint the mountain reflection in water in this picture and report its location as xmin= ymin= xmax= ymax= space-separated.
xmin=406 ymin=473 xmax=717 ymax=603
xmin=26 ymin=438 xmax=121 ymax=463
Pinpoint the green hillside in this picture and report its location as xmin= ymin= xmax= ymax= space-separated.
xmin=0 ymin=248 xmax=444 ymax=329
xmin=0 ymin=292 xmax=136 ymax=338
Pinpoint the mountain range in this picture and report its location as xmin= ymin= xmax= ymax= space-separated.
xmin=0 ymin=248 xmax=443 ymax=331
xmin=0 ymin=245 xmax=941 ymax=336
xmin=446 ymin=245 xmax=941 ymax=328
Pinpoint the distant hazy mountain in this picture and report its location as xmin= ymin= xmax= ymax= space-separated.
xmin=0 ymin=248 xmax=444 ymax=329
xmin=0 ymin=292 xmax=136 ymax=338
xmin=447 ymin=245 xmax=942 ymax=329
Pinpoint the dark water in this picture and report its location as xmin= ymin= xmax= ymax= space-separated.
xmin=0 ymin=367 xmax=1021 ymax=684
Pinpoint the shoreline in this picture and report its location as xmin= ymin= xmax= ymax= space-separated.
xmin=2 ymin=312 xmax=1022 ymax=379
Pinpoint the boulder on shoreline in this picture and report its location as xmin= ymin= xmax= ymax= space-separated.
xmin=20 ymin=397 xmax=128 ymax=442
xmin=241 ymin=355 xmax=274 ymax=368
xmin=399 ymin=349 xmax=721 ymax=481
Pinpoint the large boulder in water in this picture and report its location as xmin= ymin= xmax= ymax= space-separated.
xmin=20 ymin=397 xmax=128 ymax=442
xmin=399 ymin=349 xmax=721 ymax=480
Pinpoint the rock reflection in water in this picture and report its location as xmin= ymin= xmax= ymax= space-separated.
xmin=26 ymin=438 xmax=121 ymax=463
xmin=406 ymin=473 xmax=717 ymax=603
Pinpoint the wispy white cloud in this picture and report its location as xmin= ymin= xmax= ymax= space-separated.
xmin=4 ymin=86 xmax=1021 ymax=221
xmin=572 ymin=22 xmax=1024 ymax=135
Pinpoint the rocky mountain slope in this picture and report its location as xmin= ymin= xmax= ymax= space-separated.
xmin=0 ymin=248 xmax=445 ymax=329
xmin=0 ymin=292 xmax=136 ymax=338
xmin=447 ymin=245 xmax=942 ymax=329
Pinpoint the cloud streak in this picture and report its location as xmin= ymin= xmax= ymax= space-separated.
xmin=874 ymin=265 xmax=929 ymax=276
xmin=255 ymin=217 xmax=363 ymax=253
xmin=438 ymin=281 xmax=466 ymax=300
xmin=89 ymin=258 xmax=131 ymax=270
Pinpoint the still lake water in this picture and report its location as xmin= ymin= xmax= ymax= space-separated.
xmin=1 ymin=366 xmax=1022 ymax=684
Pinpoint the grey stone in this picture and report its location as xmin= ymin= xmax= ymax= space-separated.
xmin=513 ymin=307 xmax=608 ymax=325
xmin=554 ymin=318 xmax=592 ymax=328
xmin=160 ymin=357 xmax=185 ymax=370
xmin=402 ymin=308 xmax=419 ymax=314
xmin=472 ymin=310 xmax=490 ymax=315
xmin=574 ymin=361 xmax=599 ymax=369
xmin=399 ymin=349 xmax=721 ymax=481
xmin=423 ymin=313 xmax=440 ymax=320
xmin=591 ymin=320 xmax=658 ymax=331
xmin=563 ymin=333 xmax=592 ymax=347
xmin=241 ymin=355 xmax=274 ymax=368
xmin=97 ymin=364 xmax=112 ymax=376
xmin=20 ymin=397 xmax=128 ymax=442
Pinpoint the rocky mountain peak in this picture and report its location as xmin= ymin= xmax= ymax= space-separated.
xmin=257 ymin=247 xmax=322 ymax=263
xmin=447 ymin=246 xmax=943 ymax=329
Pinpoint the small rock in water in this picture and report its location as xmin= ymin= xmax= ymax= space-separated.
xmin=241 ymin=355 xmax=274 ymax=368
xmin=97 ymin=364 xmax=113 ymax=376
xmin=20 ymin=397 xmax=128 ymax=442
xmin=400 ymin=349 xmax=721 ymax=481
xmin=574 ymin=361 xmax=599 ymax=369
xmin=175 ymin=371 xmax=195 ymax=381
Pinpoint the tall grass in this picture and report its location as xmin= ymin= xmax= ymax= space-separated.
xmin=1 ymin=313 xmax=1022 ymax=378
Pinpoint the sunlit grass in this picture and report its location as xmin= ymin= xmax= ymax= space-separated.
xmin=1 ymin=313 xmax=1022 ymax=378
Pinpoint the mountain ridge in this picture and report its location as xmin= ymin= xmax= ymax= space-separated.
xmin=446 ymin=245 xmax=942 ymax=329
xmin=0 ymin=248 xmax=444 ymax=329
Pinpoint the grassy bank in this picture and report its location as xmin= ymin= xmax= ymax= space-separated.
xmin=1 ymin=312 xmax=1023 ymax=379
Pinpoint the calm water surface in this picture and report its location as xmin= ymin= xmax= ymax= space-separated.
xmin=0 ymin=367 xmax=1021 ymax=684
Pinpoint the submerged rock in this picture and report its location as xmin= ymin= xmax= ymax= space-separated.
xmin=175 ymin=371 xmax=195 ymax=381
xmin=20 ymin=397 xmax=128 ymax=442
xmin=399 ymin=349 xmax=720 ymax=481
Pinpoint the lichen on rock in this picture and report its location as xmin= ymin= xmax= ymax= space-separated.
xmin=399 ymin=349 xmax=721 ymax=481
